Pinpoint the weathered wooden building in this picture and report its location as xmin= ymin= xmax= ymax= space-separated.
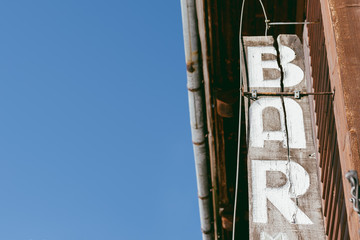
xmin=181 ymin=0 xmax=360 ymax=239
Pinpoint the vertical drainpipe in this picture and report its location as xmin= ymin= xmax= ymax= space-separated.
xmin=180 ymin=0 xmax=213 ymax=240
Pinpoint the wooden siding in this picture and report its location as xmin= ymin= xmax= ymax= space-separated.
xmin=304 ymin=0 xmax=350 ymax=238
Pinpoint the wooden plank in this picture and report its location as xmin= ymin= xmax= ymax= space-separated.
xmin=243 ymin=35 xmax=326 ymax=239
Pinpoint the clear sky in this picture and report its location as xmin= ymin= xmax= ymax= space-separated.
xmin=0 ymin=1 xmax=201 ymax=239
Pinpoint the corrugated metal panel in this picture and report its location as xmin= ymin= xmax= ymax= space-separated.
xmin=305 ymin=1 xmax=350 ymax=238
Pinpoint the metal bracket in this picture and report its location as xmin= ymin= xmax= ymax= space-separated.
xmin=251 ymin=90 xmax=257 ymax=100
xmin=294 ymin=91 xmax=301 ymax=99
xmin=345 ymin=170 xmax=360 ymax=235
xmin=346 ymin=170 xmax=360 ymax=214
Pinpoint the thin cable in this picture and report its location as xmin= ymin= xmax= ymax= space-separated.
xmin=233 ymin=1 xmax=268 ymax=238
xmin=258 ymin=0 xmax=269 ymax=36
xmin=269 ymin=21 xmax=318 ymax=26
xmin=232 ymin=0 xmax=245 ymax=239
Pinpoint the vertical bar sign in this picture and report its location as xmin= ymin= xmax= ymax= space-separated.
xmin=243 ymin=35 xmax=326 ymax=240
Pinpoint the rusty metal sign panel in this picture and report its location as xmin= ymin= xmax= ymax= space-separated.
xmin=243 ymin=35 xmax=326 ymax=239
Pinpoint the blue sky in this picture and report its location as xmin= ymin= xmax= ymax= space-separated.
xmin=0 ymin=1 xmax=201 ymax=239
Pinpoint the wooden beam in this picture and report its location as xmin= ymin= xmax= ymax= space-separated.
xmin=319 ymin=0 xmax=360 ymax=238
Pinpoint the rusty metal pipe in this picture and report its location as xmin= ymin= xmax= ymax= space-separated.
xmin=180 ymin=0 xmax=213 ymax=239
xmin=268 ymin=21 xmax=319 ymax=26
xmin=242 ymin=91 xmax=333 ymax=97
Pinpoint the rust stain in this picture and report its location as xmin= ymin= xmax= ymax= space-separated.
xmin=216 ymin=99 xmax=234 ymax=118
xmin=193 ymin=140 xmax=206 ymax=146
xmin=186 ymin=61 xmax=195 ymax=73
xmin=198 ymin=194 xmax=210 ymax=200
xmin=221 ymin=215 xmax=233 ymax=231
xmin=187 ymin=86 xmax=201 ymax=92
xmin=219 ymin=208 xmax=235 ymax=231
xmin=201 ymin=228 xmax=212 ymax=235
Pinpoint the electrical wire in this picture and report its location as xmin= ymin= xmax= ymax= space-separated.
xmin=232 ymin=1 xmax=268 ymax=239
xmin=232 ymin=0 xmax=246 ymax=239
xmin=258 ymin=0 xmax=269 ymax=36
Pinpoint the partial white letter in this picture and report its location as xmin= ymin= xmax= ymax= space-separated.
xmin=249 ymin=97 xmax=306 ymax=149
xmin=247 ymin=42 xmax=304 ymax=88
xmin=278 ymin=42 xmax=304 ymax=87
xmin=252 ymin=160 xmax=312 ymax=224
xmin=261 ymin=232 xmax=289 ymax=240
xmin=247 ymin=46 xmax=281 ymax=88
